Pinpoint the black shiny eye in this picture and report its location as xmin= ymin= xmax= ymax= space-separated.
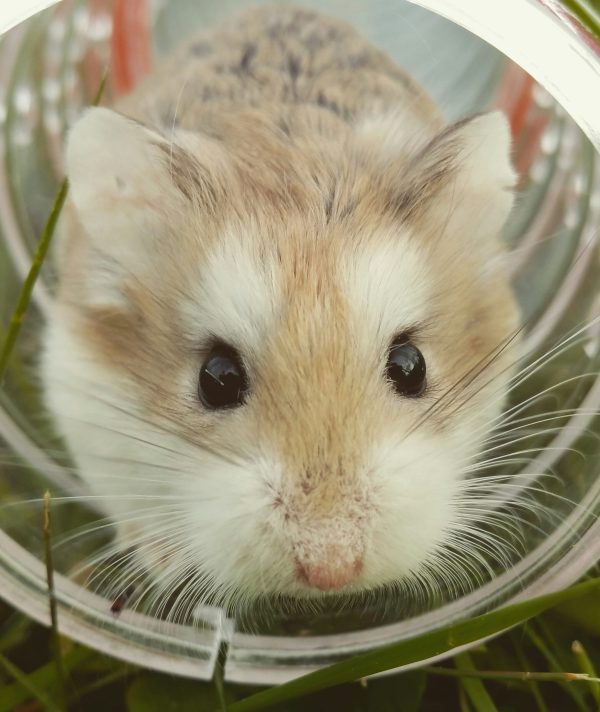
xmin=386 ymin=337 xmax=427 ymax=397
xmin=198 ymin=344 xmax=248 ymax=409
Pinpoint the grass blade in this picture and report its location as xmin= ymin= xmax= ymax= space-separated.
xmin=527 ymin=620 xmax=588 ymax=711
xmin=228 ymin=578 xmax=600 ymax=712
xmin=0 ymin=614 xmax=32 ymax=654
xmin=561 ymin=0 xmax=600 ymax=40
xmin=454 ymin=652 xmax=499 ymax=712
xmin=0 ymin=646 xmax=94 ymax=712
xmin=0 ymin=178 xmax=68 ymax=385
xmin=214 ymin=643 xmax=229 ymax=712
xmin=424 ymin=667 xmax=600 ymax=683
xmin=43 ymin=491 xmax=67 ymax=711
xmin=0 ymin=653 xmax=63 ymax=712
xmin=71 ymin=667 xmax=133 ymax=701
xmin=510 ymin=631 xmax=550 ymax=712
xmin=0 ymin=70 xmax=107 ymax=386
xmin=458 ymin=685 xmax=472 ymax=712
xmin=555 ymin=591 xmax=600 ymax=636
xmin=572 ymin=640 xmax=600 ymax=708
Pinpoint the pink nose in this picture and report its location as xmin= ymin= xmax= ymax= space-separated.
xmin=297 ymin=556 xmax=363 ymax=592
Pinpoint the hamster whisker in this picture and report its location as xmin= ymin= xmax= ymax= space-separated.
xmin=53 ymin=504 xmax=188 ymax=551
xmin=487 ymin=426 xmax=600 ymax=453
xmin=71 ymin=453 xmax=196 ymax=475
xmin=475 ymin=440 xmax=586 ymax=463
xmin=456 ymin=473 xmax=570 ymax=506
xmin=0 ymin=493 xmax=188 ymax=508
xmin=477 ymin=438 xmax=592 ymax=469
xmin=444 ymin=477 xmax=576 ymax=576
xmin=103 ymin=543 xmax=196 ymax=604
xmin=450 ymin=398 xmax=593 ymax=459
xmin=509 ymin=315 xmax=600 ymax=388
xmin=453 ymin=483 xmax=597 ymax=548
xmin=82 ymin=556 xmax=141 ymax=599
xmin=141 ymin=554 xmax=216 ymax=621
xmin=68 ymin=542 xmax=186 ymax=595
xmin=405 ymin=324 xmax=525 ymax=438
xmin=161 ymin=574 xmax=205 ymax=624
xmin=53 ymin=375 xmax=247 ymax=468
xmin=0 ymin=449 xmax=79 ymax=469
xmin=466 ymin=456 xmax=553 ymax=471
xmin=494 ymin=382 xmax=592 ymax=437
xmin=450 ymin=522 xmax=522 ymax=564
xmin=454 ymin=507 xmax=547 ymax=534
xmin=68 ymin=416 xmax=250 ymax=481
xmin=163 ymin=570 xmax=218 ymax=625
xmin=66 ymin=468 xmax=204 ymax=488
xmin=446 ymin=368 xmax=595 ymax=436
xmin=480 ymin=424 xmax=600 ymax=451
xmin=441 ymin=377 xmax=598 ymax=472
xmin=427 ymin=543 xmax=491 ymax=591
xmin=437 ymin=314 xmax=599 ymax=433
xmin=67 ymin=548 xmax=140 ymax=589
xmin=68 ymin=511 xmax=199 ymax=568
xmin=456 ymin=501 xmax=555 ymax=540
xmin=166 ymin=78 xmax=193 ymax=165
xmin=78 ymin=528 xmax=195 ymax=597
xmin=458 ymin=472 xmax=557 ymax=489
xmin=503 ymin=373 xmax=598 ymax=423
xmin=457 ymin=491 xmax=568 ymax=528
xmin=455 ymin=480 xmax=556 ymax=504
xmin=464 ymin=484 xmax=567 ymax=515
xmin=443 ymin=540 xmax=509 ymax=581
xmin=483 ymin=407 xmax=598 ymax=438
xmin=56 ymin=413 xmax=199 ymax=460
xmin=438 ymin=534 xmax=515 ymax=585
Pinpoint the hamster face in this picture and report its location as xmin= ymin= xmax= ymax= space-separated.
xmin=43 ymin=105 xmax=519 ymax=605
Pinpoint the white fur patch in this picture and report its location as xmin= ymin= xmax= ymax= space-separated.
xmin=427 ymin=112 xmax=516 ymax=253
xmin=179 ymin=225 xmax=281 ymax=363
xmin=364 ymin=429 xmax=460 ymax=585
xmin=67 ymin=108 xmax=175 ymax=260
xmin=356 ymin=107 xmax=437 ymax=157
xmin=457 ymin=112 xmax=516 ymax=193
xmin=42 ymin=309 xmax=281 ymax=599
xmin=342 ymin=229 xmax=432 ymax=344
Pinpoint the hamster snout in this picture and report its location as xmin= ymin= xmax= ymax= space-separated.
xmin=295 ymin=551 xmax=365 ymax=592
xmin=42 ymin=5 xmax=521 ymax=606
xmin=279 ymin=480 xmax=371 ymax=591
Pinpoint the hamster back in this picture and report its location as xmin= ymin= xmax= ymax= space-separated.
xmin=42 ymin=5 xmax=520 ymax=607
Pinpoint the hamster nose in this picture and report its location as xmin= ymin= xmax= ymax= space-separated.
xmin=296 ymin=554 xmax=363 ymax=592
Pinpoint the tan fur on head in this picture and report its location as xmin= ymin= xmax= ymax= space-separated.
xmin=43 ymin=5 xmax=520 ymax=606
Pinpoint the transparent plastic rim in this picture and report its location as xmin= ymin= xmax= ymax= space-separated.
xmin=0 ymin=1 xmax=58 ymax=36
xmin=0 ymin=0 xmax=598 ymax=685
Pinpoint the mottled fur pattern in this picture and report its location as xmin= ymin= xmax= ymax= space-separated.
xmin=116 ymin=4 xmax=438 ymax=130
xmin=43 ymin=5 xmax=520 ymax=606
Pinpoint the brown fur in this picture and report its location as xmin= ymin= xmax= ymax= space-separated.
xmin=117 ymin=5 xmax=440 ymax=129
xmin=59 ymin=1 xmax=518 ymax=488
xmin=51 ymin=5 xmax=520 ymax=594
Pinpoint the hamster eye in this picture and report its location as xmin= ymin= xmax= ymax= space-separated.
xmin=198 ymin=344 xmax=248 ymax=409
xmin=386 ymin=336 xmax=427 ymax=397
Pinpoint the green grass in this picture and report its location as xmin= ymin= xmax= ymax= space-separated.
xmin=1 ymin=576 xmax=600 ymax=711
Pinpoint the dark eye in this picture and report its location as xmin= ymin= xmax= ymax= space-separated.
xmin=386 ymin=336 xmax=427 ymax=397
xmin=198 ymin=344 xmax=248 ymax=409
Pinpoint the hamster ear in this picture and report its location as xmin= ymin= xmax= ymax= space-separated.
xmin=64 ymin=107 xmax=222 ymax=306
xmin=66 ymin=107 xmax=187 ymax=264
xmin=401 ymin=111 xmax=516 ymax=247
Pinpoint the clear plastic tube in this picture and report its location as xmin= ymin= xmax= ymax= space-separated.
xmin=0 ymin=0 xmax=598 ymax=684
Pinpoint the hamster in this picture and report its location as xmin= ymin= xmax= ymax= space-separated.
xmin=42 ymin=5 xmax=520 ymax=607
